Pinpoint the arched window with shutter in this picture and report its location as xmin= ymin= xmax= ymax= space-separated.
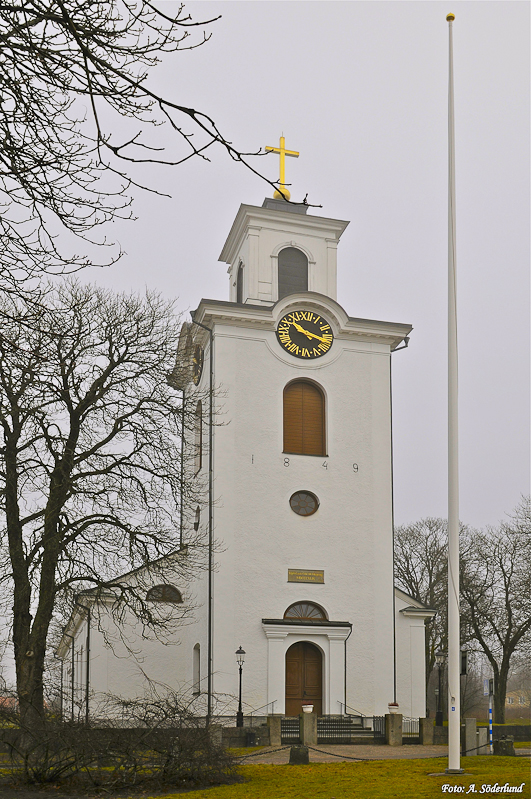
xmin=278 ymin=247 xmax=308 ymax=299
xmin=283 ymin=380 xmax=326 ymax=456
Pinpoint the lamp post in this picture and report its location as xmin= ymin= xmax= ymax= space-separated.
xmin=235 ymin=646 xmax=245 ymax=728
xmin=435 ymin=651 xmax=446 ymax=726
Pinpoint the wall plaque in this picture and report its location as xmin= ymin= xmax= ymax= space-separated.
xmin=288 ymin=569 xmax=324 ymax=584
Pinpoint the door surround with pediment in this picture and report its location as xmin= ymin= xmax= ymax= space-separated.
xmin=261 ymin=620 xmax=351 ymax=716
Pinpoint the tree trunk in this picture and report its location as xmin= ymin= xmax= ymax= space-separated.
xmin=3 ymin=425 xmax=46 ymax=727
xmin=16 ymin=636 xmax=48 ymax=725
xmin=12 ymin=644 xmax=48 ymax=778
xmin=493 ymin=692 xmax=505 ymax=724
xmin=493 ymin=658 xmax=511 ymax=724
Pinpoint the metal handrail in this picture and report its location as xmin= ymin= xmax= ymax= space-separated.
xmin=337 ymin=701 xmax=366 ymax=718
xmin=248 ymin=700 xmax=277 ymax=719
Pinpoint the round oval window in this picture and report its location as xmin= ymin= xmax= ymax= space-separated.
xmin=289 ymin=491 xmax=319 ymax=517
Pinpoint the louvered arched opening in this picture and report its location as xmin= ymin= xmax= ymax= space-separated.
xmin=278 ymin=247 xmax=308 ymax=299
xmin=283 ymin=380 xmax=326 ymax=456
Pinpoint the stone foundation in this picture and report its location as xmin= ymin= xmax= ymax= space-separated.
xmin=221 ymin=725 xmax=271 ymax=748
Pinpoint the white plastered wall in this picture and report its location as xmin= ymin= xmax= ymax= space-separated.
xmin=190 ymin=293 xmax=405 ymax=717
xmin=394 ymin=590 xmax=433 ymax=718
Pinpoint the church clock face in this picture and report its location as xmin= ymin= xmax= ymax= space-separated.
xmin=192 ymin=344 xmax=204 ymax=385
xmin=276 ymin=310 xmax=334 ymax=359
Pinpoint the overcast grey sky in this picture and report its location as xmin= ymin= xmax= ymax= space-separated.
xmin=83 ymin=0 xmax=530 ymax=531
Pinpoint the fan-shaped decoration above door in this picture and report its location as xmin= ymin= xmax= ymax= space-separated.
xmin=283 ymin=602 xmax=327 ymax=622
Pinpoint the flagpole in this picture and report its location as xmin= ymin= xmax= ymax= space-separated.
xmin=446 ymin=12 xmax=463 ymax=775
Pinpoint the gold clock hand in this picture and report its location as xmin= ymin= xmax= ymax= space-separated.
xmin=306 ymin=330 xmax=329 ymax=343
xmin=291 ymin=321 xmax=329 ymax=344
xmin=291 ymin=321 xmax=314 ymax=339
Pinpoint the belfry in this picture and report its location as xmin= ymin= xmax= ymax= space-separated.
xmin=58 ymin=150 xmax=434 ymax=727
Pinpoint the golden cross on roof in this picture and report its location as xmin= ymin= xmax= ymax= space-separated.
xmin=265 ymin=135 xmax=299 ymax=200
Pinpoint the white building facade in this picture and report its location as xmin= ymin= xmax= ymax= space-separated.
xmin=58 ymin=198 xmax=434 ymax=721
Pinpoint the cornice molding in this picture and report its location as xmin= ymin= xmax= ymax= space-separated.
xmin=193 ymin=295 xmax=412 ymax=350
xmin=399 ymin=607 xmax=437 ymax=619
xmin=219 ymin=204 xmax=349 ymax=266
xmin=262 ymin=620 xmax=352 ymax=640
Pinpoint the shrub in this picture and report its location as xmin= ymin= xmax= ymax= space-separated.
xmin=0 ymin=691 xmax=238 ymax=789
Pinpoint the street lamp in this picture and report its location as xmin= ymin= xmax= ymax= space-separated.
xmin=235 ymin=646 xmax=246 ymax=728
xmin=435 ymin=651 xmax=446 ymax=727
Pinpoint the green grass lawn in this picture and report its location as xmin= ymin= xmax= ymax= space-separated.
xmin=155 ymin=756 xmax=529 ymax=799
xmin=227 ymin=746 xmax=266 ymax=757
xmin=477 ymin=719 xmax=531 ymax=726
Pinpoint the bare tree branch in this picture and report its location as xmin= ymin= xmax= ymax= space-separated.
xmin=0 ymin=1 xmax=316 ymax=290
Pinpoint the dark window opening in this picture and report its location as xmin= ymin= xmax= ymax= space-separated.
xmin=236 ymin=263 xmax=244 ymax=303
xmin=146 ymin=585 xmax=183 ymax=603
xmin=278 ymin=247 xmax=308 ymax=299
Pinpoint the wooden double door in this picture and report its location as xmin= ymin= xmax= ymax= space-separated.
xmin=285 ymin=641 xmax=322 ymax=716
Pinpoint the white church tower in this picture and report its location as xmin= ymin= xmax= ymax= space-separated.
xmin=58 ymin=149 xmax=434 ymax=721
xmin=185 ymin=187 xmax=430 ymax=718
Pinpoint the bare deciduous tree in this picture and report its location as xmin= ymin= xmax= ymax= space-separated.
xmin=459 ymin=655 xmax=486 ymax=719
xmin=0 ymin=281 xmax=205 ymax=728
xmin=395 ymin=507 xmax=531 ymax=723
xmin=460 ymin=520 xmax=531 ymax=722
xmin=0 ymin=1 xmax=289 ymax=289
xmin=506 ymin=495 xmax=531 ymax=539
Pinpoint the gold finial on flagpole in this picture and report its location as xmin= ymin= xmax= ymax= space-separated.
xmin=446 ymin=13 xmax=455 ymax=21
xmin=265 ymin=135 xmax=299 ymax=200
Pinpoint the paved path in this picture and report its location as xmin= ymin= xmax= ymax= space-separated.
xmin=238 ymin=744 xmax=449 ymax=764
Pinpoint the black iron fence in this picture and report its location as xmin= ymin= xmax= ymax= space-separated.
xmin=280 ymin=716 xmax=300 ymax=743
xmin=280 ymin=715 xmax=387 ymax=744
xmin=317 ymin=715 xmax=364 ymax=743
xmin=373 ymin=715 xmax=386 ymax=739
xmin=279 ymin=714 xmax=411 ymax=745
xmin=402 ymin=716 xmax=420 ymax=742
